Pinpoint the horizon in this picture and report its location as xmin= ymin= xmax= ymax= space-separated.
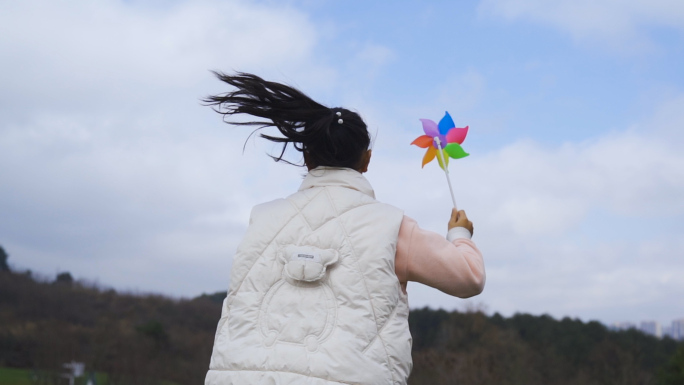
xmin=4 ymin=259 xmax=683 ymax=331
xmin=2 ymin=0 xmax=684 ymax=328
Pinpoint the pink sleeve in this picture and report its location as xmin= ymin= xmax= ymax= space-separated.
xmin=395 ymin=216 xmax=485 ymax=298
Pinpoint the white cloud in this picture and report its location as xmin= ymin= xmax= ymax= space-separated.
xmin=0 ymin=0 xmax=328 ymax=295
xmin=372 ymin=125 xmax=684 ymax=241
xmin=347 ymin=43 xmax=395 ymax=80
xmin=479 ymin=0 xmax=684 ymax=49
xmin=0 ymin=0 xmax=326 ymax=116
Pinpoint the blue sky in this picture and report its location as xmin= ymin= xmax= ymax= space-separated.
xmin=1 ymin=0 xmax=683 ymax=327
xmin=295 ymin=0 xmax=684 ymax=144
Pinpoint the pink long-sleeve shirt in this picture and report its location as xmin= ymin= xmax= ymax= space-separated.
xmin=395 ymin=216 xmax=485 ymax=298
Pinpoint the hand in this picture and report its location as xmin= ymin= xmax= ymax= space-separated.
xmin=448 ymin=209 xmax=474 ymax=235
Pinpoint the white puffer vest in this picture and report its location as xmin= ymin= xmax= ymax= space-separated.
xmin=205 ymin=168 xmax=412 ymax=385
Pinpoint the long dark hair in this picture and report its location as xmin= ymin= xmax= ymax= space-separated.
xmin=203 ymin=72 xmax=370 ymax=169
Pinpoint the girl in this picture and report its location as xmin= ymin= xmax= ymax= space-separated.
xmin=203 ymin=73 xmax=485 ymax=385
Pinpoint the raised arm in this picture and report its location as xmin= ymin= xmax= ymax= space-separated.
xmin=395 ymin=211 xmax=485 ymax=298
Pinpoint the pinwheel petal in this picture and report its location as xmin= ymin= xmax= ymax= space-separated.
xmin=446 ymin=126 xmax=469 ymax=144
xmin=420 ymin=119 xmax=440 ymax=137
xmin=445 ymin=143 xmax=469 ymax=159
xmin=422 ymin=146 xmax=437 ymax=167
xmin=437 ymin=149 xmax=450 ymax=170
xmin=438 ymin=111 xmax=455 ymax=135
xmin=411 ymin=135 xmax=434 ymax=148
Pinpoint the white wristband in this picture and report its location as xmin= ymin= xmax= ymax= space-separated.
xmin=447 ymin=227 xmax=472 ymax=242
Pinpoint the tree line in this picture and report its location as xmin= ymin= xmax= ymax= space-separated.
xmin=0 ymin=263 xmax=219 ymax=384
xmin=408 ymin=308 xmax=684 ymax=385
xmin=0 ymin=245 xmax=682 ymax=384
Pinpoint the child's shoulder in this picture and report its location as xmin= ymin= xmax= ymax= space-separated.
xmin=249 ymin=198 xmax=289 ymax=225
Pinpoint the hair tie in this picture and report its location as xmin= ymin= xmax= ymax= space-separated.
xmin=336 ymin=111 xmax=343 ymax=124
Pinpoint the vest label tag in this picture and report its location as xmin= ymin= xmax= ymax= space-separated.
xmin=291 ymin=251 xmax=321 ymax=263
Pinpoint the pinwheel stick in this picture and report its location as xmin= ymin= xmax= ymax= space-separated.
xmin=434 ymin=137 xmax=458 ymax=210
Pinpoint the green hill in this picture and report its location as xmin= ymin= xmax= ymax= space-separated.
xmin=409 ymin=308 xmax=682 ymax=385
xmin=1 ymin=269 xmax=682 ymax=384
xmin=0 ymin=270 xmax=219 ymax=384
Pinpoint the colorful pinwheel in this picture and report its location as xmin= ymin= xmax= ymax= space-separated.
xmin=411 ymin=111 xmax=469 ymax=169
xmin=411 ymin=111 xmax=469 ymax=209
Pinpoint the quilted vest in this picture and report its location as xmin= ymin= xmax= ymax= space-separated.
xmin=205 ymin=167 xmax=412 ymax=385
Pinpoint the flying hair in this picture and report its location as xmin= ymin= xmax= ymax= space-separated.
xmin=203 ymin=72 xmax=371 ymax=169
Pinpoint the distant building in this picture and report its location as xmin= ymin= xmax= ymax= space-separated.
xmin=610 ymin=322 xmax=636 ymax=331
xmin=610 ymin=319 xmax=684 ymax=340
xmin=672 ymin=319 xmax=684 ymax=340
xmin=640 ymin=321 xmax=661 ymax=338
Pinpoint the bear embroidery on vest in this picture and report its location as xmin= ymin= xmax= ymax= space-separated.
xmin=259 ymin=245 xmax=339 ymax=352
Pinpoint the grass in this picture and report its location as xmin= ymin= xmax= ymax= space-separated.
xmin=0 ymin=367 xmax=31 ymax=385
xmin=0 ymin=367 xmax=178 ymax=385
